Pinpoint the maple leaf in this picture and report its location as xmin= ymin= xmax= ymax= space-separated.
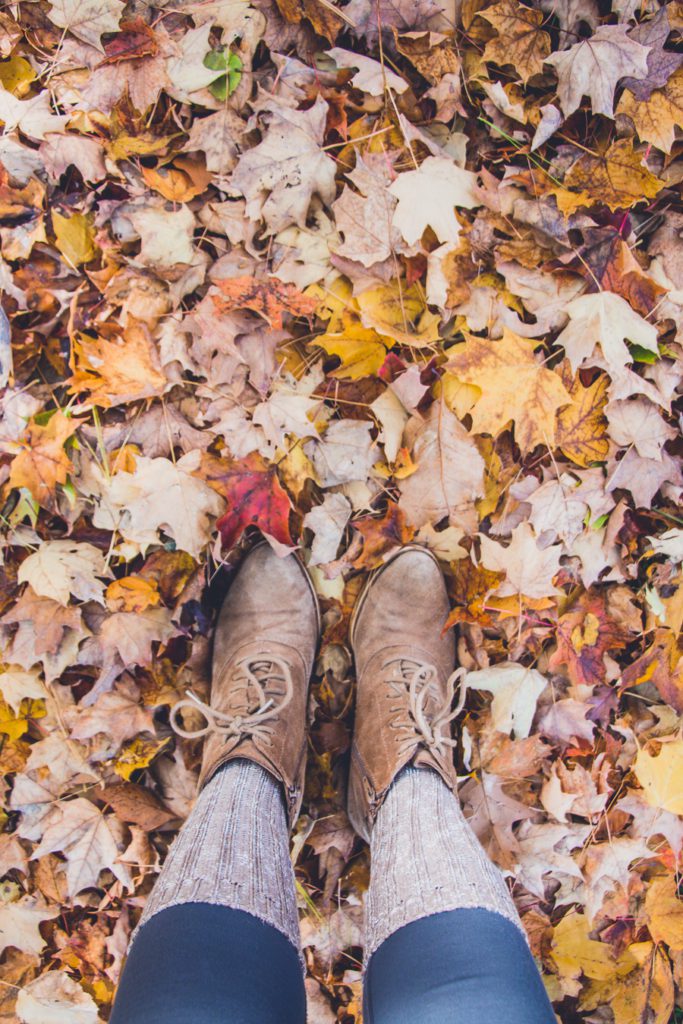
xmin=389 ymin=157 xmax=480 ymax=246
xmin=564 ymin=139 xmax=664 ymax=211
xmin=93 ymin=452 xmax=225 ymax=558
xmin=618 ymin=68 xmax=683 ymax=154
xmin=555 ymin=363 xmax=609 ymax=468
xmin=16 ymin=971 xmax=103 ymax=1024
xmin=447 ymin=330 xmax=571 ymax=451
xmin=32 ymin=797 xmax=131 ymax=898
xmin=555 ymin=292 xmax=659 ymax=376
xmin=480 ymin=0 xmax=551 ymax=84
xmin=231 ymin=97 xmax=337 ymax=235
xmin=211 ymin=276 xmax=317 ymax=329
xmin=48 ymin=0 xmax=124 ymax=51
xmin=201 ymin=452 xmax=294 ymax=552
xmin=303 ymin=494 xmax=351 ymax=566
xmin=332 ymin=155 xmax=400 ymax=267
xmin=0 ymin=897 xmax=58 ymax=957
xmin=544 ymin=24 xmax=650 ymax=118
xmin=550 ymin=593 xmax=627 ymax=687
xmin=479 ymin=523 xmax=561 ymax=600
xmin=621 ymin=629 xmax=683 ymax=712
xmin=68 ymin=320 xmax=168 ymax=407
xmin=351 ymin=503 xmax=415 ymax=571
xmin=634 ymin=739 xmax=683 ymax=815
xmin=8 ymin=411 xmax=78 ymax=508
xmin=398 ymin=402 xmax=485 ymax=531
xmin=464 ymin=662 xmax=548 ymax=739
xmin=2 ymin=588 xmax=82 ymax=657
xmin=17 ymin=541 xmax=107 ymax=606
xmin=315 ymin=326 xmax=389 ymax=381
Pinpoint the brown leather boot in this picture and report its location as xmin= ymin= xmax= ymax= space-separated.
xmin=348 ymin=546 xmax=463 ymax=842
xmin=170 ymin=542 xmax=320 ymax=826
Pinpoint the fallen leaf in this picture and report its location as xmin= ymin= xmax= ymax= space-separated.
xmin=544 ymin=25 xmax=650 ymax=118
xmin=447 ymin=330 xmax=571 ymax=451
xmin=17 ymin=541 xmax=107 ymax=606
xmin=479 ymin=522 xmax=561 ymax=600
xmin=202 ymin=452 xmax=294 ymax=552
xmin=634 ymin=740 xmax=683 ymax=815
xmin=464 ymin=662 xmax=548 ymax=739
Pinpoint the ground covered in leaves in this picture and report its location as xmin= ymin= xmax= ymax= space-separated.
xmin=0 ymin=0 xmax=683 ymax=1020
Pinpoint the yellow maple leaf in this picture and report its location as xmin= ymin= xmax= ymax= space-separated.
xmin=314 ymin=325 xmax=388 ymax=380
xmin=356 ymin=283 xmax=441 ymax=348
xmin=551 ymin=911 xmax=631 ymax=984
xmin=634 ymin=739 xmax=683 ymax=815
xmin=446 ymin=329 xmax=571 ymax=451
xmin=52 ymin=211 xmax=98 ymax=267
xmin=564 ymin=138 xmax=664 ymax=212
xmin=617 ymin=69 xmax=683 ymax=154
xmin=555 ymin=363 xmax=609 ymax=467
xmin=114 ymin=736 xmax=169 ymax=781
xmin=644 ymin=875 xmax=683 ymax=950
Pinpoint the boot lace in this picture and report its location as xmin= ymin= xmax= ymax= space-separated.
xmin=383 ymin=658 xmax=467 ymax=758
xmin=169 ymin=655 xmax=294 ymax=747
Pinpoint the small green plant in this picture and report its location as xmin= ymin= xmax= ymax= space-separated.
xmin=204 ymin=47 xmax=243 ymax=101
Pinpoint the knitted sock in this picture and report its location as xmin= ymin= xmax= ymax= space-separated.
xmin=364 ymin=766 xmax=524 ymax=963
xmin=134 ymin=759 xmax=301 ymax=961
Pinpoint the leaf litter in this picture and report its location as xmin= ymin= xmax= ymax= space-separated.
xmin=0 ymin=0 xmax=682 ymax=1020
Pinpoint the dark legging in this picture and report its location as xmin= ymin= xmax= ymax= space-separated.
xmin=110 ymin=903 xmax=555 ymax=1023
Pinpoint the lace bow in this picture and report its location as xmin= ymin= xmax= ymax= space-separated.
xmin=169 ymin=655 xmax=294 ymax=746
xmin=383 ymin=658 xmax=467 ymax=758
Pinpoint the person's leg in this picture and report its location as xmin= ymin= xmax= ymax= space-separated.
xmin=111 ymin=544 xmax=320 ymax=1023
xmin=347 ymin=549 xmax=554 ymax=1023
xmin=111 ymin=904 xmax=305 ymax=1024
xmin=362 ymin=766 xmax=555 ymax=1024
xmin=111 ymin=760 xmax=306 ymax=1024
xmin=365 ymin=908 xmax=553 ymax=1024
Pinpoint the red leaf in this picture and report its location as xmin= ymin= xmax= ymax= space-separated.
xmin=201 ymin=453 xmax=294 ymax=551
xmin=211 ymin=276 xmax=317 ymax=329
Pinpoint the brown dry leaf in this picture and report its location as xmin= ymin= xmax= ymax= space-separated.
xmin=564 ymin=139 xmax=664 ymax=211
xmin=447 ymin=330 xmax=571 ymax=452
xmin=618 ymin=69 xmax=683 ymax=154
xmin=8 ymin=412 xmax=78 ymax=508
xmin=555 ymin=363 xmax=609 ymax=468
xmin=69 ymin=320 xmax=168 ymax=407
xmin=398 ymin=402 xmax=485 ymax=530
xmin=480 ymin=0 xmax=550 ymax=83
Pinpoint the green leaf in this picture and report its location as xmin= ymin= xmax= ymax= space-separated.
xmin=204 ymin=48 xmax=242 ymax=101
